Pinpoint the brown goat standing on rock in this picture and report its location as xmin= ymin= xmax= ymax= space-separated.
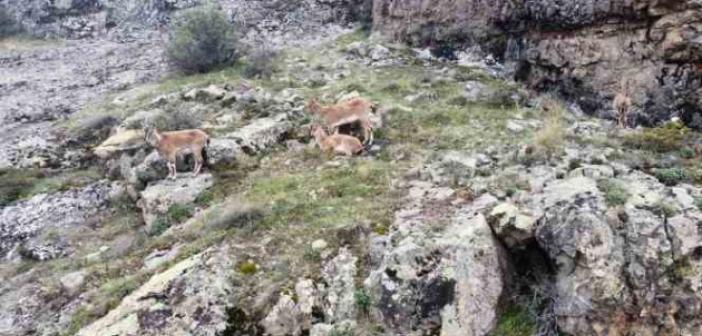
xmin=311 ymin=124 xmax=364 ymax=156
xmin=144 ymin=127 xmax=210 ymax=180
xmin=307 ymin=97 xmax=375 ymax=145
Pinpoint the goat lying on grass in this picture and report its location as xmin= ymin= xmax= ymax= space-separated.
xmin=307 ymin=97 xmax=375 ymax=145
xmin=311 ymin=124 xmax=364 ymax=156
xmin=144 ymin=127 xmax=210 ymax=179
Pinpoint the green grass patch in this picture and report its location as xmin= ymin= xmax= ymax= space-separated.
xmin=149 ymin=203 xmax=195 ymax=236
xmin=0 ymin=168 xmax=101 ymax=206
xmin=246 ymin=160 xmax=394 ymax=230
xmin=623 ymin=121 xmax=690 ymax=153
xmin=655 ymin=168 xmax=688 ymax=186
xmin=491 ymin=304 xmax=537 ymax=336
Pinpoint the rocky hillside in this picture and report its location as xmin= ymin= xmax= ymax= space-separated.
xmin=2 ymin=1 xmax=702 ymax=336
xmin=372 ymin=0 xmax=702 ymax=129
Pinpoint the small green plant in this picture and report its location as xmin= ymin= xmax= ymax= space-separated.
xmin=167 ymin=6 xmax=240 ymax=73
xmin=598 ymin=179 xmax=630 ymax=206
xmin=651 ymin=201 xmax=678 ymax=218
xmin=492 ymin=304 xmax=536 ymax=336
xmin=238 ymin=260 xmax=258 ymax=275
xmin=680 ymin=147 xmax=695 ymax=159
xmin=655 ymin=168 xmax=687 ymax=186
xmin=695 ymin=197 xmax=702 ymax=211
xmin=149 ymin=204 xmax=194 ymax=236
xmin=303 ymin=246 xmax=322 ymax=263
xmin=354 ymin=289 xmax=372 ymax=315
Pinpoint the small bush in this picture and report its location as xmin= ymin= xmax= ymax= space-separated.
xmin=695 ymin=197 xmax=702 ymax=211
xmin=205 ymin=199 xmax=264 ymax=231
xmin=655 ymin=168 xmax=687 ymax=186
xmin=149 ymin=204 xmax=194 ymax=236
xmin=354 ymin=290 xmax=372 ymax=315
xmin=493 ymin=304 xmax=536 ymax=336
xmin=237 ymin=260 xmax=258 ymax=275
xmin=598 ymin=179 xmax=630 ymax=207
xmin=167 ymin=6 xmax=239 ymax=73
xmin=243 ymin=45 xmax=278 ymax=79
xmin=623 ymin=121 xmax=690 ymax=153
xmin=532 ymin=105 xmax=565 ymax=159
xmin=680 ymin=147 xmax=695 ymax=159
xmin=0 ymin=6 xmax=21 ymax=38
xmin=651 ymin=201 xmax=678 ymax=218
xmin=147 ymin=104 xmax=203 ymax=131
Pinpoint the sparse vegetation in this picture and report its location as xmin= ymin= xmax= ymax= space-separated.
xmin=354 ymin=289 xmax=372 ymax=315
xmin=492 ymin=304 xmax=537 ymax=336
xmin=147 ymin=102 xmax=204 ymax=131
xmin=623 ymin=121 xmax=690 ymax=153
xmin=531 ymin=101 xmax=566 ymax=160
xmin=655 ymin=168 xmax=687 ymax=186
xmin=598 ymin=179 xmax=630 ymax=206
xmin=149 ymin=204 xmax=194 ymax=236
xmin=243 ymin=45 xmax=279 ymax=79
xmin=0 ymin=168 xmax=101 ymax=206
xmin=167 ymin=6 xmax=240 ymax=74
xmin=205 ymin=199 xmax=265 ymax=231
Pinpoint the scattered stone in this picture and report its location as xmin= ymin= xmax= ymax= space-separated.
xmin=93 ymin=129 xmax=146 ymax=159
xmin=59 ymin=271 xmax=86 ymax=294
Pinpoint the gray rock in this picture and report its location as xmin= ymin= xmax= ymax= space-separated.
xmin=59 ymin=270 xmax=86 ymax=294
xmin=138 ymin=173 xmax=213 ymax=228
xmin=224 ymin=114 xmax=293 ymax=154
xmin=320 ymin=248 xmax=357 ymax=323
xmin=488 ymin=202 xmax=537 ymax=248
xmin=77 ymin=244 xmax=234 ymax=336
xmin=0 ymin=182 xmax=111 ymax=259
xmin=365 ymin=186 xmax=507 ymax=335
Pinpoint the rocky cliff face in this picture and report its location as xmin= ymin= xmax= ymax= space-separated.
xmin=373 ymin=0 xmax=702 ymax=128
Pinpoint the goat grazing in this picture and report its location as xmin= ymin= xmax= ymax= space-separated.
xmin=307 ymin=97 xmax=375 ymax=145
xmin=144 ymin=127 xmax=210 ymax=180
xmin=311 ymin=124 xmax=364 ymax=156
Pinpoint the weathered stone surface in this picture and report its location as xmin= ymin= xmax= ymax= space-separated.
xmin=94 ymin=129 xmax=146 ymax=159
xmin=373 ymin=0 xmax=702 ymax=128
xmin=224 ymin=113 xmax=293 ymax=154
xmin=366 ymin=183 xmax=507 ymax=335
xmin=138 ymin=173 xmax=213 ymax=228
xmin=0 ymin=181 xmax=111 ymax=259
xmin=77 ymin=244 xmax=234 ymax=336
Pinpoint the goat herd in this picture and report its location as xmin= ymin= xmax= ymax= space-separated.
xmin=143 ymin=96 xmax=377 ymax=179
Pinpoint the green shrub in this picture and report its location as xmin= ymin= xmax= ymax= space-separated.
xmin=237 ymin=260 xmax=258 ymax=275
xmin=147 ymin=103 xmax=203 ymax=131
xmin=651 ymin=201 xmax=678 ymax=218
xmin=205 ymin=199 xmax=264 ymax=231
xmin=0 ymin=6 xmax=21 ymax=38
xmin=354 ymin=290 xmax=372 ymax=315
xmin=243 ymin=45 xmax=278 ymax=79
xmin=623 ymin=121 xmax=690 ymax=153
xmin=492 ymin=305 xmax=536 ymax=336
xmin=695 ymin=197 xmax=702 ymax=211
xmin=149 ymin=204 xmax=194 ymax=236
xmin=166 ymin=6 xmax=240 ymax=73
xmin=598 ymin=179 xmax=630 ymax=206
xmin=680 ymin=147 xmax=695 ymax=159
xmin=655 ymin=168 xmax=687 ymax=186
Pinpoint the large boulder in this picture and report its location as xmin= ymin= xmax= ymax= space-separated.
xmin=365 ymin=180 xmax=508 ymax=335
xmin=137 ymin=173 xmax=213 ymax=228
xmin=224 ymin=113 xmax=293 ymax=154
xmin=77 ymin=244 xmax=235 ymax=336
xmin=93 ymin=129 xmax=146 ymax=159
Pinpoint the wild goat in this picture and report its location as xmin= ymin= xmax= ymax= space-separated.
xmin=311 ymin=124 xmax=364 ymax=156
xmin=144 ymin=127 xmax=210 ymax=179
xmin=613 ymin=82 xmax=633 ymax=128
xmin=307 ymin=97 xmax=375 ymax=145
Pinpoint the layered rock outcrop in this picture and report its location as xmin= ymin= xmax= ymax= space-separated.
xmin=372 ymin=0 xmax=702 ymax=128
